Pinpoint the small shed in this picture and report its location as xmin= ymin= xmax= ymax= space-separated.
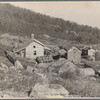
xmin=65 ymin=45 xmax=81 ymax=64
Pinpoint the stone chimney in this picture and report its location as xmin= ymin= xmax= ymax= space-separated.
xmin=31 ymin=33 xmax=34 ymax=40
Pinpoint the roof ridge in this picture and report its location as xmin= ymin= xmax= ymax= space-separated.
xmin=13 ymin=38 xmax=50 ymax=52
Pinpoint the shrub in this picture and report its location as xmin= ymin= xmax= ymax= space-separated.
xmin=79 ymin=81 xmax=100 ymax=97
xmin=0 ymin=69 xmax=5 ymax=81
xmin=59 ymin=67 xmax=80 ymax=80
xmin=60 ymin=71 xmax=77 ymax=80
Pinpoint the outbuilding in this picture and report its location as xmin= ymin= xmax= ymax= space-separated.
xmin=65 ymin=45 xmax=81 ymax=64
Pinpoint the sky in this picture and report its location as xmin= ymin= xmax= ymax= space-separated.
xmin=5 ymin=1 xmax=100 ymax=28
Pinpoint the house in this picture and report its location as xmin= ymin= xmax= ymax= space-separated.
xmin=13 ymin=34 xmax=51 ymax=59
xmin=65 ymin=45 xmax=81 ymax=64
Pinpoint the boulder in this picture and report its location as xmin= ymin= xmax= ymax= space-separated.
xmin=58 ymin=61 xmax=80 ymax=79
xmin=15 ymin=60 xmax=23 ymax=70
xmin=1 ymin=63 xmax=8 ymax=69
xmin=27 ymin=66 xmax=34 ymax=73
xmin=35 ymin=63 xmax=50 ymax=73
xmin=48 ymin=58 xmax=67 ymax=73
xmin=30 ymin=83 xmax=69 ymax=98
xmin=59 ymin=61 xmax=77 ymax=74
xmin=36 ymin=73 xmax=48 ymax=84
xmin=79 ymin=68 xmax=95 ymax=77
xmin=0 ymin=63 xmax=8 ymax=72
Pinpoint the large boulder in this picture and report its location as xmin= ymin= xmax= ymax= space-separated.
xmin=58 ymin=61 xmax=80 ymax=79
xmin=59 ymin=61 xmax=77 ymax=74
xmin=79 ymin=68 xmax=95 ymax=77
xmin=35 ymin=63 xmax=50 ymax=73
xmin=30 ymin=83 xmax=69 ymax=98
xmin=48 ymin=58 xmax=67 ymax=73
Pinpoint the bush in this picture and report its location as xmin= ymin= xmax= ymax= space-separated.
xmin=95 ymin=52 xmax=100 ymax=61
xmin=61 ymin=77 xmax=100 ymax=97
xmin=1 ymin=68 xmax=39 ymax=93
xmin=80 ymin=81 xmax=100 ymax=97
xmin=0 ymin=69 xmax=5 ymax=81
xmin=60 ymin=71 xmax=78 ymax=80
xmin=59 ymin=67 xmax=80 ymax=80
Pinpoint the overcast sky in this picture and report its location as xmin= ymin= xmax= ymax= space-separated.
xmin=7 ymin=2 xmax=100 ymax=28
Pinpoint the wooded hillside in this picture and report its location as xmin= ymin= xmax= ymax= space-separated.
xmin=0 ymin=3 xmax=100 ymax=44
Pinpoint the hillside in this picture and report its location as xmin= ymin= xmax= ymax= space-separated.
xmin=0 ymin=3 xmax=100 ymax=44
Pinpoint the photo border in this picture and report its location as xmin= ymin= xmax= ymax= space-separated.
xmin=0 ymin=0 xmax=99 ymax=100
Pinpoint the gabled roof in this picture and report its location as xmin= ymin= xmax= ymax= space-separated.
xmin=82 ymin=46 xmax=90 ymax=50
xmin=64 ymin=44 xmax=81 ymax=51
xmin=75 ymin=45 xmax=84 ymax=50
xmin=13 ymin=39 xmax=51 ymax=52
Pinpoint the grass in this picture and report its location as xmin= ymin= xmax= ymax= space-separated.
xmin=0 ymin=67 xmax=40 ymax=95
xmin=47 ymin=70 xmax=100 ymax=97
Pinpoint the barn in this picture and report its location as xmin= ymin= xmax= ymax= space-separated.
xmin=65 ymin=45 xmax=81 ymax=64
xmin=13 ymin=34 xmax=51 ymax=59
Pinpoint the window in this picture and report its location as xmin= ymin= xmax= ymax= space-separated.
xmin=33 ymin=46 xmax=36 ymax=48
xmin=33 ymin=51 xmax=36 ymax=55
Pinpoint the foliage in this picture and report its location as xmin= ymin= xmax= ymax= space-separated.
xmin=0 ymin=4 xmax=100 ymax=43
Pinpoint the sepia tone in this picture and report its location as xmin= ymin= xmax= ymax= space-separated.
xmin=0 ymin=2 xmax=100 ymax=98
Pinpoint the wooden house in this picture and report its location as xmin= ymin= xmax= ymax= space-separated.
xmin=13 ymin=34 xmax=51 ymax=59
xmin=65 ymin=45 xmax=81 ymax=64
